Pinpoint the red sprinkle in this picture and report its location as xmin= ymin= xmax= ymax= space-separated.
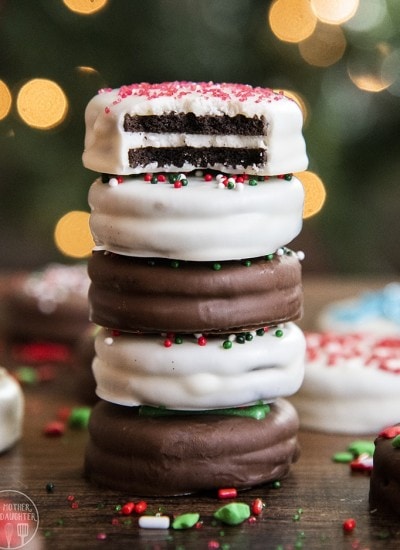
xmin=96 ymin=533 xmax=107 ymax=540
xmin=379 ymin=425 xmax=400 ymax=439
xmin=164 ymin=339 xmax=173 ymax=348
xmin=174 ymin=180 xmax=182 ymax=188
xmin=204 ymin=173 xmax=213 ymax=181
xmin=71 ymin=501 xmax=79 ymax=509
xmin=67 ymin=495 xmax=75 ymax=502
xmin=217 ymin=488 xmax=237 ymax=499
xmin=157 ymin=174 xmax=167 ymax=182
xmin=43 ymin=421 xmax=65 ymax=437
xmin=350 ymin=454 xmax=373 ymax=474
xmin=144 ymin=174 xmax=152 ymax=181
xmin=343 ymin=518 xmax=356 ymax=532
xmin=57 ymin=407 xmax=72 ymax=422
xmin=117 ymin=176 xmax=124 ymax=184
xmin=134 ymin=501 xmax=147 ymax=514
xmin=121 ymin=502 xmax=135 ymax=515
xmin=251 ymin=498 xmax=264 ymax=515
xmin=197 ymin=336 xmax=207 ymax=346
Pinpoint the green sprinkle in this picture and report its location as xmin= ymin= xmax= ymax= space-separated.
xmin=242 ymin=260 xmax=252 ymax=267
xmin=139 ymin=402 xmax=270 ymax=420
xmin=16 ymin=366 xmax=38 ymax=385
xmin=248 ymin=178 xmax=258 ymax=186
xmin=68 ymin=407 xmax=91 ymax=429
xmin=275 ymin=329 xmax=284 ymax=338
xmin=256 ymin=328 xmax=265 ymax=336
xmin=170 ymin=260 xmax=180 ymax=268
xmin=44 ymin=530 xmax=52 ymax=538
xmin=284 ymin=174 xmax=293 ymax=181
xmin=293 ymin=514 xmax=300 ymax=521
xmin=168 ymin=174 xmax=178 ymax=183
xmin=151 ymin=176 xmax=158 ymax=184
xmin=175 ymin=336 xmax=183 ymax=344
xmin=332 ymin=451 xmax=354 ymax=463
xmin=266 ymin=253 xmax=274 ymax=261
xmin=214 ymin=503 xmax=250 ymax=526
xmin=172 ymin=513 xmax=200 ymax=530
xmin=272 ymin=481 xmax=281 ymax=489
xmin=114 ymin=504 xmax=122 ymax=512
xmin=245 ymin=332 xmax=253 ymax=341
xmin=227 ymin=181 xmax=235 ymax=189
xmin=223 ymin=340 xmax=233 ymax=350
xmin=392 ymin=435 xmax=400 ymax=448
xmin=236 ymin=334 xmax=246 ymax=344
xmin=347 ymin=440 xmax=375 ymax=457
xmin=213 ymin=263 xmax=222 ymax=271
xmin=181 ymin=178 xmax=188 ymax=186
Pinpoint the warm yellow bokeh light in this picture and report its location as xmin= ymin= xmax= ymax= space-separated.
xmin=76 ymin=66 xmax=99 ymax=75
xmin=54 ymin=211 xmax=94 ymax=259
xmin=311 ymin=0 xmax=359 ymax=25
xmin=299 ymin=23 xmax=347 ymax=67
xmin=347 ymin=46 xmax=393 ymax=92
xmin=296 ymin=171 xmax=326 ymax=219
xmin=63 ymin=0 xmax=108 ymax=14
xmin=0 ymin=80 xmax=12 ymax=120
xmin=269 ymin=0 xmax=317 ymax=43
xmin=17 ymin=79 xmax=68 ymax=129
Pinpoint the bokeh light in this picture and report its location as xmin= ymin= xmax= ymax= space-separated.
xmin=54 ymin=211 xmax=94 ymax=259
xmin=268 ymin=0 xmax=317 ymax=43
xmin=297 ymin=171 xmax=327 ymax=219
xmin=63 ymin=0 xmax=108 ymax=15
xmin=347 ymin=44 xmax=393 ymax=92
xmin=0 ymin=80 xmax=12 ymax=120
xmin=311 ymin=0 xmax=359 ymax=25
xmin=344 ymin=0 xmax=387 ymax=33
xmin=298 ymin=22 xmax=347 ymax=67
xmin=382 ymin=48 xmax=400 ymax=97
xmin=16 ymin=79 xmax=68 ymax=129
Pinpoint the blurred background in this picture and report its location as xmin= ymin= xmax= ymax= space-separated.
xmin=0 ymin=0 xmax=399 ymax=274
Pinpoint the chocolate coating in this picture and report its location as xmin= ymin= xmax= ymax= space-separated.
xmin=84 ymin=397 xmax=300 ymax=496
xmin=370 ymin=427 xmax=400 ymax=516
xmin=88 ymin=250 xmax=303 ymax=333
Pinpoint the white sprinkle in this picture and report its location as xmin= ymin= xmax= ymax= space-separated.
xmin=138 ymin=515 xmax=170 ymax=529
xmin=216 ymin=174 xmax=225 ymax=182
xmin=108 ymin=177 xmax=118 ymax=187
xmin=217 ymin=182 xmax=225 ymax=189
xmin=276 ymin=248 xmax=284 ymax=256
xmin=235 ymin=182 xmax=244 ymax=192
xmin=296 ymin=250 xmax=305 ymax=261
xmin=104 ymin=337 xmax=114 ymax=346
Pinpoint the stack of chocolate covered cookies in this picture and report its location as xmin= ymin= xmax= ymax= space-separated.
xmin=82 ymin=82 xmax=308 ymax=495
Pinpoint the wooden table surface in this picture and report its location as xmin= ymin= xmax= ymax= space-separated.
xmin=1 ymin=275 xmax=400 ymax=550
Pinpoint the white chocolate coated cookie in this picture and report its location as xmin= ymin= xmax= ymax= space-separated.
xmin=88 ymin=173 xmax=304 ymax=261
xmin=92 ymin=323 xmax=306 ymax=410
xmin=83 ymin=82 xmax=308 ymax=176
xmin=290 ymin=331 xmax=400 ymax=434
xmin=318 ymin=283 xmax=400 ymax=336
xmin=0 ymin=367 xmax=24 ymax=453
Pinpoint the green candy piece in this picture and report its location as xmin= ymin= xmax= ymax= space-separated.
xmin=172 ymin=513 xmax=200 ymax=530
xmin=332 ymin=451 xmax=354 ymax=463
xmin=347 ymin=440 xmax=375 ymax=457
xmin=16 ymin=366 xmax=38 ymax=385
xmin=214 ymin=503 xmax=250 ymax=526
xmin=68 ymin=407 xmax=91 ymax=429
xmin=392 ymin=435 xmax=400 ymax=448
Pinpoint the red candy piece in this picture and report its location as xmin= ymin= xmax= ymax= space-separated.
xmin=134 ymin=501 xmax=147 ymax=514
xmin=251 ymin=498 xmax=264 ymax=515
xmin=217 ymin=488 xmax=237 ymax=499
xmin=342 ymin=518 xmax=356 ymax=532
xmin=350 ymin=454 xmax=373 ymax=474
xmin=379 ymin=425 xmax=400 ymax=439
xmin=43 ymin=421 xmax=65 ymax=437
xmin=121 ymin=502 xmax=135 ymax=515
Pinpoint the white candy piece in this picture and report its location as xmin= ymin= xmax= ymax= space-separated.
xmin=0 ymin=367 xmax=24 ymax=453
xmin=138 ymin=515 xmax=170 ymax=529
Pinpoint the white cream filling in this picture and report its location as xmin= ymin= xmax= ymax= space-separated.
xmin=125 ymin=133 xmax=266 ymax=149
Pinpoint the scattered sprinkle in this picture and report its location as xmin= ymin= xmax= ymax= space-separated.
xmin=172 ymin=512 xmax=200 ymax=530
xmin=213 ymin=503 xmax=250 ymax=526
